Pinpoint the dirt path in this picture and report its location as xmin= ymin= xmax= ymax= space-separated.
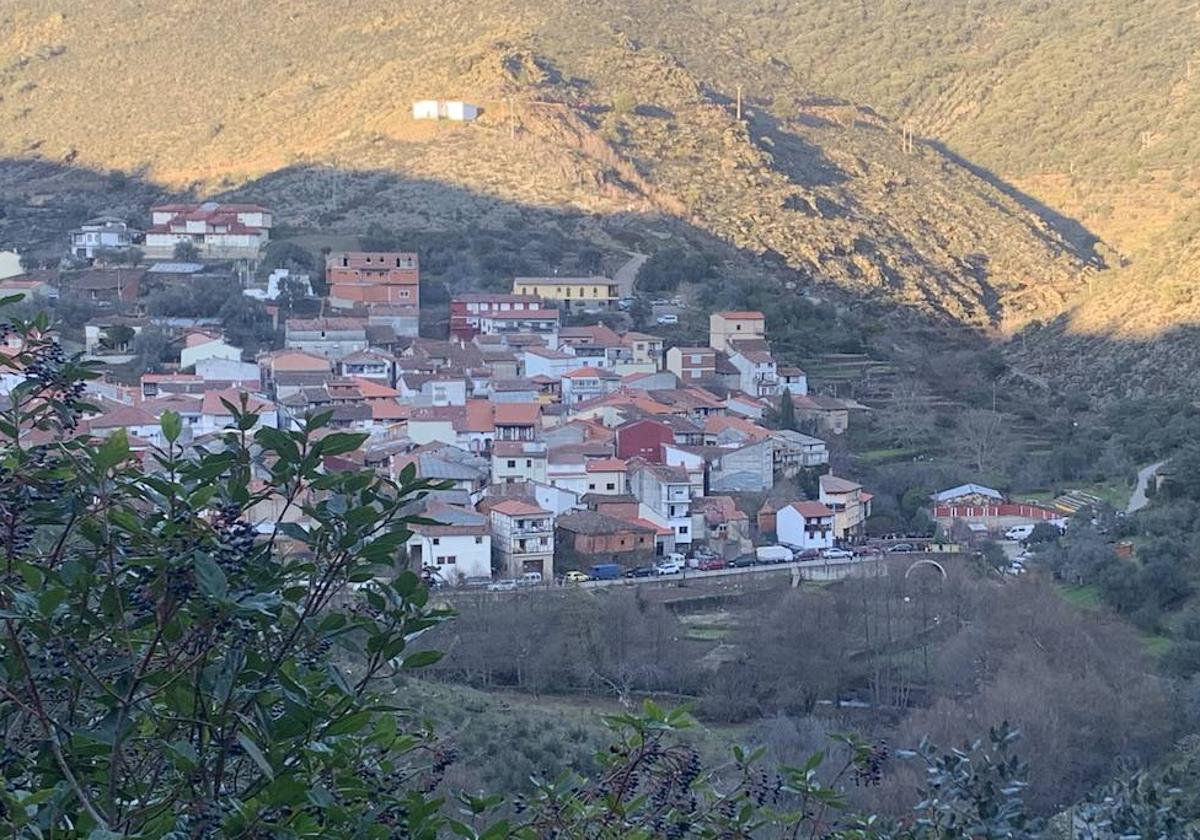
xmin=613 ymin=251 xmax=647 ymax=297
xmin=1128 ymin=461 xmax=1165 ymax=513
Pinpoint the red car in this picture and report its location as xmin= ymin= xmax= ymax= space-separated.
xmin=697 ymin=557 xmax=726 ymax=572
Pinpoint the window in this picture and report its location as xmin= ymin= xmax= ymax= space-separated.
xmin=437 ymin=556 xmax=456 ymax=565
xmin=474 ymin=536 xmax=483 ymax=544
xmin=507 ymin=460 xmax=516 ymax=468
xmin=678 ymin=526 xmax=689 ymax=535
xmin=525 ymin=460 xmax=532 ymax=468
xmin=736 ymin=324 xmax=742 ymax=331
xmin=432 ymin=537 xmax=440 ymax=545
xmin=691 ymin=370 xmax=701 ymax=379
xmin=588 ymin=483 xmax=597 ymax=490
xmin=539 ymin=537 xmax=548 ymax=546
xmin=606 ymin=483 xmax=615 ymax=491
xmin=691 ymin=354 xmax=702 ymax=364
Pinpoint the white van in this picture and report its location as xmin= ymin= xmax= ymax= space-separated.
xmin=519 ymin=571 xmax=543 ymax=586
xmin=1004 ymin=524 xmax=1035 ymax=542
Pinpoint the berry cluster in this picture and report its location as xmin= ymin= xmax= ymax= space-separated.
xmin=852 ymin=740 xmax=890 ymax=787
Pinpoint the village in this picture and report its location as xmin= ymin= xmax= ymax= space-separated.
xmin=0 ymin=200 xmax=1069 ymax=589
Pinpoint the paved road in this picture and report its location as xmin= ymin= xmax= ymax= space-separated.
xmin=613 ymin=251 xmax=648 ymax=297
xmin=1128 ymin=461 xmax=1165 ymax=513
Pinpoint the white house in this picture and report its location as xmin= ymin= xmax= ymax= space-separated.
xmin=194 ymin=357 xmax=260 ymax=384
xmin=776 ymin=501 xmax=836 ymax=551
xmin=728 ymin=343 xmax=779 ymax=398
xmin=561 ymin=366 xmax=621 ymax=407
xmin=0 ymin=251 xmax=22 ymax=280
xmin=197 ymin=390 xmax=276 ymax=438
xmin=406 ymin=504 xmax=492 ymax=584
xmin=522 ymin=346 xmax=583 ymax=380
xmin=491 ymin=440 xmax=548 ymax=485
xmin=69 ymin=217 xmax=140 ymax=260
xmin=181 ymin=337 xmax=242 ymax=370
xmin=628 ymin=460 xmax=693 ymax=548
xmin=412 ymin=100 xmax=480 ymax=121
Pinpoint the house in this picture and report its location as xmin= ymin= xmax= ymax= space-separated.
xmin=776 ymin=501 xmax=836 ymax=551
xmin=259 ymin=349 xmax=333 ymax=399
xmin=702 ymin=415 xmax=771 ymax=447
xmin=405 ymin=503 xmax=491 ymax=584
xmin=727 ymin=340 xmax=779 ymax=398
xmin=615 ymin=418 xmax=675 ymax=463
xmin=621 ymin=331 xmax=665 ymax=370
xmin=87 ymin=404 xmax=163 ymax=446
xmin=145 ymin=202 xmax=271 ymax=259
xmin=819 ymin=474 xmax=874 ymax=541
xmin=393 ymin=446 xmax=489 ymax=494
xmin=584 ymin=457 xmax=628 ymax=495
xmin=623 ymin=370 xmax=678 ymax=391
xmin=195 ymin=357 xmax=260 ymax=384
xmin=708 ymin=438 xmax=775 ymax=493
xmin=558 ymin=324 xmax=628 ymax=368
xmin=336 ymin=349 xmax=394 ymax=382
xmin=490 ymin=377 xmax=540 ymax=403
xmin=779 ymin=367 xmax=808 ymax=396
xmin=522 ymin=346 xmax=583 ymax=380
xmin=512 ymin=276 xmax=619 ymax=311
xmin=69 ymin=268 xmax=143 ymax=305
xmin=709 ymin=311 xmax=765 ymax=353
xmin=930 ymin=484 xmax=1061 ymax=532
xmin=791 ymin=394 xmax=860 ymax=435
xmin=477 ymin=309 xmax=560 ymax=342
xmin=665 ymin=346 xmax=717 ymax=383
xmin=412 ymin=100 xmax=479 ymax=121
xmin=69 ymin=217 xmax=141 ymax=260
xmin=489 ymin=499 xmax=554 ymax=579
xmin=84 ymin=316 xmax=146 ymax=353
xmin=0 ymin=275 xmax=54 ymax=303
xmin=494 ymin=402 xmax=541 ymax=441
xmin=691 ymin=496 xmax=751 ymax=558
xmin=450 ymin=293 xmax=546 ymax=340
xmin=561 ymin=366 xmax=621 ymax=407
xmin=180 ymin=335 xmax=241 ymax=370
xmin=491 ymin=440 xmax=548 ymax=485
xmin=326 ymin=252 xmax=419 ymax=335
xmin=555 ymin=511 xmax=656 ymax=569
xmin=770 ymin=430 xmax=829 ymax=475
xmin=284 ymin=318 xmax=369 ymax=360
xmin=627 ymin=459 xmax=694 ymax=548
xmin=725 ymin=393 xmax=768 ymax=421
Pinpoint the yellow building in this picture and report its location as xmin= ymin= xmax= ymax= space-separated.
xmin=513 ymin=276 xmax=619 ymax=310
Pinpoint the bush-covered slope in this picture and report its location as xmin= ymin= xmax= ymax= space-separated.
xmin=0 ymin=0 xmax=1089 ymax=330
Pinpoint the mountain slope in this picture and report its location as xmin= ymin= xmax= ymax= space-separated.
xmin=682 ymin=0 xmax=1200 ymax=391
xmin=0 ymin=0 xmax=1089 ymax=333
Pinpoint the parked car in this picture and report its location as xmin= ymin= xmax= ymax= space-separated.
xmin=519 ymin=571 xmax=543 ymax=586
xmin=821 ymin=548 xmax=854 ymax=560
xmin=655 ymin=559 xmax=683 ymax=575
xmin=617 ymin=297 xmax=636 ymax=310
xmin=564 ymin=570 xmax=590 ymax=584
xmin=730 ymin=553 xmax=759 ymax=568
xmin=656 ymin=314 xmax=679 ymax=325
xmin=792 ymin=548 xmax=822 ymax=561
xmin=697 ymin=557 xmax=726 ymax=572
xmin=487 ymin=579 xmax=518 ymax=592
xmin=650 ymin=298 xmax=671 ymax=306
xmin=589 ymin=563 xmax=622 ymax=581
xmin=887 ymin=543 xmax=916 ymax=554
xmin=624 ymin=565 xmax=657 ymax=578
xmin=1004 ymin=524 xmax=1036 ymax=542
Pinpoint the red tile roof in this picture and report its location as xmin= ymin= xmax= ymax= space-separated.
xmin=585 ymin=457 xmax=627 ymax=472
xmin=493 ymin=402 xmax=541 ymax=425
xmin=489 ymin=499 xmax=550 ymax=517
xmin=790 ymin=501 xmax=834 ymax=518
xmin=716 ymin=311 xmax=765 ymax=320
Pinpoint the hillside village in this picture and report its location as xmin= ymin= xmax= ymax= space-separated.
xmin=0 ymin=198 xmax=1067 ymax=588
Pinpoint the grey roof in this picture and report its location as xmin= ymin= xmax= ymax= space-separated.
xmin=147 ymin=262 xmax=206 ymax=274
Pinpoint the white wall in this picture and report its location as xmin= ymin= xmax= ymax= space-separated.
xmin=776 ymin=507 xmax=834 ymax=551
xmin=181 ymin=340 xmax=242 ymax=370
xmin=408 ymin=532 xmax=491 ymax=581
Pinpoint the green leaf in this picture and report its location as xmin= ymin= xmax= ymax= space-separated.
xmin=94 ymin=430 xmax=130 ymax=471
xmin=318 ymin=432 xmax=369 ymax=457
xmin=237 ymin=732 xmax=274 ymax=780
xmin=402 ymin=650 xmax=443 ymax=669
xmin=160 ymin=410 xmax=182 ymax=444
xmin=193 ymin=553 xmax=228 ymax=601
xmin=323 ymin=710 xmax=372 ymax=737
xmin=166 ymin=740 xmax=198 ymax=771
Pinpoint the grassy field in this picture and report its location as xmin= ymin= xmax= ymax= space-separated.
xmin=1056 ymin=584 xmax=1103 ymax=610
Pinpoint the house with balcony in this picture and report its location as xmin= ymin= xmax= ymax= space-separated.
xmin=522 ymin=346 xmax=584 ymax=380
xmin=489 ymin=499 xmax=554 ymax=579
xmin=727 ymin=340 xmax=779 ymax=398
xmin=494 ymin=402 xmax=541 ymax=441
xmin=450 ymin=293 xmax=547 ymax=340
xmin=69 ymin=217 xmax=141 ymax=261
xmin=477 ymin=308 xmax=560 ymax=342
xmin=145 ymin=202 xmax=271 ymax=259
xmin=819 ymin=474 xmax=874 ymax=541
xmin=770 ymin=430 xmax=829 ymax=475
xmin=627 ymin=458 xmax=694 ymax=549
xmin=776 ymin=501 xmax=836 ymax=551
xmin=284 ymin=317 xmax=369 ymax=360
xmin=561 ymin=366 xmax=621 ymax=407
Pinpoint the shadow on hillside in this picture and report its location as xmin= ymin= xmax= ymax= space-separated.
xmin=4 ymin=153 xmax=1196 ymax=401
xmin=925 ymin=140 xmax=1105 ymax=267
